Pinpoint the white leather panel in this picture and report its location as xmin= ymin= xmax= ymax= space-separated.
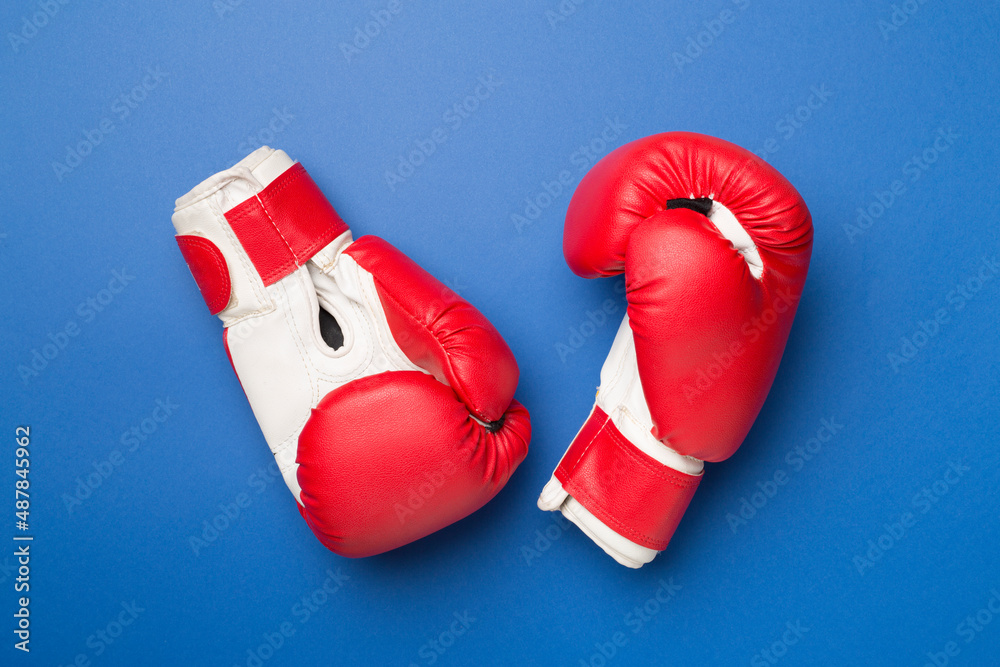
xmin=227 ymin=239 xmax=426 ymax=502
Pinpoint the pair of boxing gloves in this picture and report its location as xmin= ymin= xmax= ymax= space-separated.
xmin=172 ymin=132 xmax=812 ymax=567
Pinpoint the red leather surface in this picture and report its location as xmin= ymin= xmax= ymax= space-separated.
xmin=345 ymin=237 xmax=520 ymax=423
xmin=555 ymin=407 xmax=701 ymax=550
xmin=564 ymin=132 xmax=813 ymax=462
xmin=296 ymin=371 xmax=530 ymax=558
xmin=224 ymin=163 xmax=348 ymax=286
xmin=176 ymin=234 xmax=231 ymax=314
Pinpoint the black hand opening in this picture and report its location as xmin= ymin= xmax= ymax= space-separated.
xmin=318 ymin=308 xmax=344 ymax=351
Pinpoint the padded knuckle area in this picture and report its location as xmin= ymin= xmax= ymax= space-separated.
xmin=295 ymin=371 xmax=526 ymax=557
xmin=563 ymin=132 xmax=813 ymax=281
xmin=625 ymin=210 xmax=749 ymax=295
xmin=345 ymin=235 xmax=519 ymax=421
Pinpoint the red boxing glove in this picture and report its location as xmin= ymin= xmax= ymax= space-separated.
xmin=538 ymin=132 xmax=812 ymax=567
xmin=172 ymin=147 xmax=529 ymax=557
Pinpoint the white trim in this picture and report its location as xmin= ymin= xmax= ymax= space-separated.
xmin=707 ymin=199 xmax=763 ymax=279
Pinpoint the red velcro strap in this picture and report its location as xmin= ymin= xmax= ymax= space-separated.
xmin=224 ymin=163 xmax=348 ymax=286
xmin=554 ymin=407 xmax=702 ymax=551
xmin=176 ymin=235 xmax=232 ymax=315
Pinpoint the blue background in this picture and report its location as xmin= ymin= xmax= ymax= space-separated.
xmin=2 ymin=1 xmax=999 ymax=665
